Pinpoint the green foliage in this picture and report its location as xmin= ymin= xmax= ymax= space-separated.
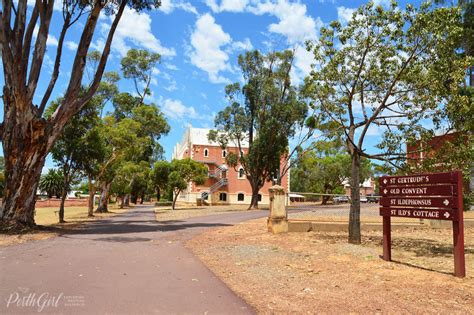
xmin=303 ymin=1 xmax=470 ymax=164
xmin=168 ymin=158 xmax=208 ymax=209
xmin=39 ymin=169 xmax=64 ymax=198
xmin=291 ymin=141 xmax=372 ymax=196
xmin=303 ymin=1 xmax=470 ymax=242
xmin=152 ymin=160 xmax=171 ymax=200
xmin=121 ymin=48 xmax=161 ymax=100
xmin=209 ymin=50 xmax=308 ymax=208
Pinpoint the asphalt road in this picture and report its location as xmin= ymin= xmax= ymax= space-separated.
xmin=0 ymin=205 xmax=273 ymax=314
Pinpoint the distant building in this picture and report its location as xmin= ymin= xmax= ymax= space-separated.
xmin=406 ymin=132 xmax=465 ymax=166
xmin=343 ymin=178 xmax=376 ymax=196
xmin=406 ymin=131 xmax=473 ymax=209
xmin=172 ymin=127 xmax=289 ymax=205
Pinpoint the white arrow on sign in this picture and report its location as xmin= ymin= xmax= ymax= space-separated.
xmin=383 ymin=189 xmax=388 ymax=194
xmin=444 ymin=212 xmax=450 ymax=219
xmin=443 ymin=199 xmax=450 ymax=206
xmin=383 ymin=179 xmax=388 ymax=184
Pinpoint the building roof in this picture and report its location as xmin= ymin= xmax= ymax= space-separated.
xmin=172 ymin=126 xmax=249 ymax=160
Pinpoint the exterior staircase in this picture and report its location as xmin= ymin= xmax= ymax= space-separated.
xmin=201 ymin=178 xmax=228 ymax=200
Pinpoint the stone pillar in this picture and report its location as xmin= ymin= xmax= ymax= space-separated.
xmin=267 ymin=185 xmax=288 ymax=233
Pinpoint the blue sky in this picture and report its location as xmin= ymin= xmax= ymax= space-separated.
xmin=1 ymin=0 xmax=425 ymax=171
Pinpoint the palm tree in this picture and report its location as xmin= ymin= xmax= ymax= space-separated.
xmin=39 ymin=169 xmax=64 ymax=199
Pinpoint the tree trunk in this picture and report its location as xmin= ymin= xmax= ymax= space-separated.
xmin=0 ymin=94 xmax=50 ymax=229
xmin=119 ymin=196 xmax=125 ymax=209
xmin=156 ymin=187 xmax=161 ymax=201
xmin=248 ymin=181 xmax=260 ymax=210
xmin=140 ymin=192 xmax=145 ymax=204
xmin=348 ymin=152 xmax=361 ymax=244
xmin=172 ymin=190 xmax=180 ymax=210
xmin=59 ymin=189 xmax=67 ymax=224
xmin=96 ymin=182 xmax=111 ymax=213
xmin=87 ymin=176 xmax=95 ymax=217
xmin=321 ymin=195 xmax=330 ymax=205
xmin=124 ymin=194 xmax=130 ymax=206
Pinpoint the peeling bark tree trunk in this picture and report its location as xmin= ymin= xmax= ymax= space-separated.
xmin=348 ymin=152 xmax=361 ymax=244
xmin=87 ymin=176 xmax=95 ymax=217
xmin=0 ymin=93 xmax=50 ymax=228
xmin=96 ymin=182 xmax=111 ymax=213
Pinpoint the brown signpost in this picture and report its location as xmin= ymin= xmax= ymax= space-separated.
xmin=379 ymin=170 xmax=465 ymax=277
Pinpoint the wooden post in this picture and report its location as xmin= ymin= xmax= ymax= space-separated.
xmin=453 ymin=170 xmax=465 ymax=278
xmin=383 ymin=215 xmax=391 ymax=261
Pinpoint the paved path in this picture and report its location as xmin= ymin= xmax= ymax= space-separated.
xmin=0 ymin=206 xmax=271 ymax=314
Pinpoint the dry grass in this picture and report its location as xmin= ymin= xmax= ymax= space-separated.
xmin=188 ymin=218 xmax=474 ymax=314
xmin=0 ymin=205 xmax=130 ymax=247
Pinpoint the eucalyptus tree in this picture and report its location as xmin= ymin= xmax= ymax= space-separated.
xmin=0 ymin=0 xmax=162 ymax=229
xmin=209 ymin=50 xmax=309 ymax=209
xmin=303 ymin=1 xmax=470 ymax=243
xmin=46 ymin=96 xmax=102 ymax=223
xmin=121 ymin=48 xmax=161 ymax=104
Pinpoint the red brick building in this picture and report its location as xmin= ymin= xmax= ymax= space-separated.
xmin=172 ymin=127 xmax=289 ymax=205
xmin=406 ymin=132 xmax=464 ymax=165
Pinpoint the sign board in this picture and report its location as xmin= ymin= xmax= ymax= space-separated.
xmin=378 ymin=170 xmax=465 ymax=277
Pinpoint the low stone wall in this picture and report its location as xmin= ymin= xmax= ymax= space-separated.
xmin=35 ymin=198 xmax=89 ymax=208
xmin=287 ymin=219 xmax=474 ymax=233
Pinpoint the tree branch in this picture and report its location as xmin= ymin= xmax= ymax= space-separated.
xmin=27 ymin=0 xmax=54 ymax=101
xmin=39 ymin=13 xmax=72 ymax=114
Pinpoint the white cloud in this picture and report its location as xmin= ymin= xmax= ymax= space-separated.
xmin=290 ymin=44 xmax=314 ymax=85
xmin=162 ymin=99 xmax=200 ymax=120
xmin=204 ymin=1 xmax=321 ymax=44
xmin=189 ymin=13 xmax=232 ymax=84
xmin=103 ymin=7 xmax=175 ymax=57
xmin=373 ymin=0 xmax=391 ymax=7
xmin=65 ymin=41 xmax=78 ymax=50
xmin=231 ymin=38 xmax=253 ymax=51
xmin=206 ymin=0 xmax=249 ymax=13
xmin=337 ymin=7 xmax=355 ymax=24
xmin=32 ymin=25 xmax=58 ymax=47
xmin=90 ymin=39 xmax=105 ymax=52
xmin=160 ymin=0 xmax=198 ymax=15
xmin=164 ymin=63 xmax=178 ymax=71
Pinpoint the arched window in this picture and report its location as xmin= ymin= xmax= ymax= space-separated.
xmin=219 ymin=192 xmax=227 ymax=202
xmin=222 ymin=150 xmax=227 ymax=158
xmin=238 ymin=167 xmax=245 ymax=178
xmin=257 ymin=194 xmax=262 ymax=202
xmin=237 ymin=193 xmax=245 ymax=201
xmin=204 ymin=148 xmax=209 ymax=157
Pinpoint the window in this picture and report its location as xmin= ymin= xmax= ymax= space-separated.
xmin=257 ymin=194 xmax=262 ymax=202
xmin=204 ymin=148 xmax=209 ymax=157
xmin=222 ymin=150 xmax=227 ymax=158
xmin=219 ymin=192 xmax=227 ymax=202
xmin=237 ymin=193 xmax=245 ymax=201
xmin=238 ymin=168 xmax=245 ymax=179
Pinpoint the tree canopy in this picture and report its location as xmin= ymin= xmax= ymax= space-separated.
xmin=209 ymin=50 xmax=309 ymax=209
xmin=303 ymin=1 xmax=469 ymax=243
